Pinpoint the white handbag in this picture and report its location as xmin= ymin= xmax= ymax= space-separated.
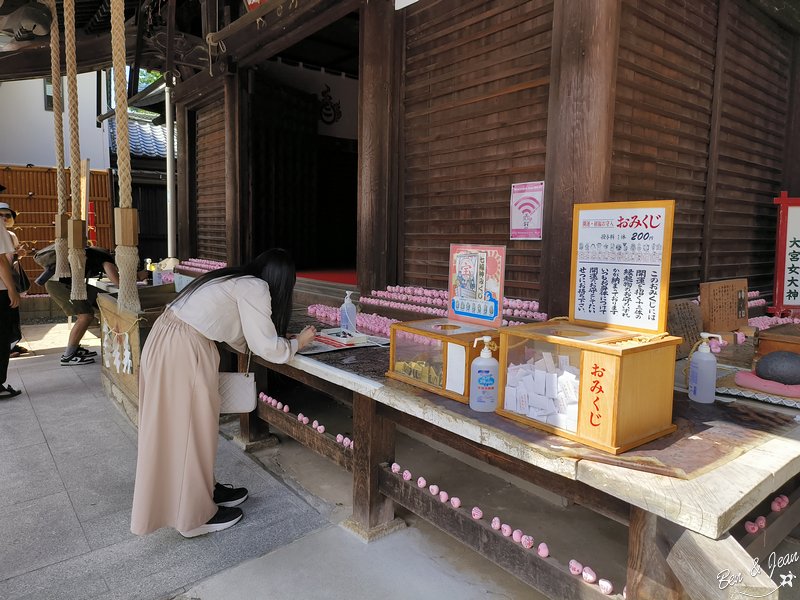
xmin=218 ymin=351 xmax=257 ymax=414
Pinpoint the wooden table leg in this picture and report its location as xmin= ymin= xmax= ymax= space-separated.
xmin=627 ymin=506 xmax=687 ymax=600
xmin=348 ymin=392 xmax=403 ymax=539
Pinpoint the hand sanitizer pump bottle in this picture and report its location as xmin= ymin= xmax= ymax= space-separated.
xmin=470 ymin=336 xmax=499 ymax=412
xmin=688 ymin=333 xmax=721 ymax=403
xmin=341 ymin=291 xmax=357 ymax=332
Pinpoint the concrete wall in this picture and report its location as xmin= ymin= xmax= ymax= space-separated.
xmin=0 ymin=72 xmax=110 ymax=170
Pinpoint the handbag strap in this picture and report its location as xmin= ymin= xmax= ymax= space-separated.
xmin=245 ymin=350 xmax=252 ymax=377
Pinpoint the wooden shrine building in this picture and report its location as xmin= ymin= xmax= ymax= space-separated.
xmin=1 ymin=0 xmax=799 ymax=313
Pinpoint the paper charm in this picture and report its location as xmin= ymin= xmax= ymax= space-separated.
xmin=112 ymin=335 xmax=122 ymax=373
xmin=122 ymin=333 xmax=133 ymax=374
xmin=102 ymin=319 xmax=114 ymax=368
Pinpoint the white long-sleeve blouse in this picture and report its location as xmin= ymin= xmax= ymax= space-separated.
xmin=169 ymin=275 xmax=298 ymax=363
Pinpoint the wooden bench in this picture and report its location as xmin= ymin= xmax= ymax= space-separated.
xmin=228 ymin=319 xmax=800 ymax=599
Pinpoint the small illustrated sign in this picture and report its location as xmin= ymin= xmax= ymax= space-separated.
xmin=510 ymin=181 xmax=544 ymax=240
xmin=771 ymin=192 xmax=800 ymax=314
xmin=448 ymin=244 xmax=506 ymax=327
xmin=570 ymin=201 xmax=675 ymax=333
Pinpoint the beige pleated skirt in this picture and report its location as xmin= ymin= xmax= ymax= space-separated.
xmin=131 ymin=308 xmax=221 ymax=535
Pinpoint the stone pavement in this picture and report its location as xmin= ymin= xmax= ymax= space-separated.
xmin=10 ymin=323 xmax=799 ymax=600
xmin=0 ymin=325 xmax=326 ymax=600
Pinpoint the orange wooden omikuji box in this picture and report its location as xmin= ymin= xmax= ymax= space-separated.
xmin=497 ymin=200 xmax=682 ymax=454
xmin=496 ymin=322 xmax=681 ymax=454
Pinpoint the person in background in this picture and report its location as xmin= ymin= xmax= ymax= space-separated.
xmin=131 ymin=248 xmax=317 ymax=537
xmin=0 ymin=200 xmax=29 ymax=357
xmin=44 ymin=246 xmax=119 ymax=365
xmin=0 ymin=216 xmax=21 ymax=398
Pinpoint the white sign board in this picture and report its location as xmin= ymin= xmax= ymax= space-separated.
xmin=782 ymin=206 xmax=800 ymax=306
xmin=570 ymin=202 xmax=674 ymax=333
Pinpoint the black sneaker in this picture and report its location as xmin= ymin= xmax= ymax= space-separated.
xmin=61 ymin=353 xmax=95 ymax=366
xmin=75 ymin=346 xmax=98 ymax=357
xmin=213 ymin=483 xmax=249 ymax=507
xmin=179 ymin=506 xmax=243 ymax=538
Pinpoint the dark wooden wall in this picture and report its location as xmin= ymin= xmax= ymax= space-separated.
xmin=391 ymin=0 xmax=799 ymax=315
xmin=399 ymin=0 xmax=553 ymax=299
xmin=610 ymin=0 xmax=795 ymax=300
xmin=195 ymin=97 xmax=228 ymax=262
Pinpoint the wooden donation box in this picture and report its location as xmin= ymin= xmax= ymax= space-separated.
xmin=497 ymin=201 xmax=682 ymax=454
xmin=387 ymin=245 xmax=505 ymax=404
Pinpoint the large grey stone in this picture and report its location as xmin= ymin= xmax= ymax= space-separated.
xmin=0 ymin=492 xmax=89 ymax=580
xmin=58 ymin=447 xmax=137 ymax=523
xmin=41 ymin=414 xmax=135 ymax=464
xmin=0 ymin=402 xmax=45 ymax=453
xmin=0 ymin=553 xmax=108 ymax=600
xmin=0 ymin=442 xmax=64 ymax=508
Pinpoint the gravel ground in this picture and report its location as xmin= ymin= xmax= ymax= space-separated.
xmin=20 ymin=316 xmax=69 ymax=326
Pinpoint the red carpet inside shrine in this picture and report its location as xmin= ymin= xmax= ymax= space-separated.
xmin=297 ymin=270 xmax=358 ymax=285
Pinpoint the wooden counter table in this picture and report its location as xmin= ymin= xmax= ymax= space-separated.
xmin=230 ymin=313 xmax=796 ymax=599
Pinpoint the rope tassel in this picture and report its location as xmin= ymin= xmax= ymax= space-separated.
xmin=110 ymin=0 xmax=140 ymax=312
xmin=44 ymin=0 xmax=69 ymax=279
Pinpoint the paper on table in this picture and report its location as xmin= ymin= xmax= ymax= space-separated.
xmin=445 ymin=343 xmax=466 ymax=395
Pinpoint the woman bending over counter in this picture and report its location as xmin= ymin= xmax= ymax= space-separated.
xmin=131 ymin=248 xmax=317 ymax=537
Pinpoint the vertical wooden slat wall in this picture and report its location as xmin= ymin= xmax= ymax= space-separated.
xmin=612 ymin=0 xmax=794 ymax=299
xmin=195 ymin=98 xmax=228 ymax=262
xmin=706 ymin=0 xmax=793 ymax=293
xmin=613 ymin=0 xmax=717 ymax=298
xmin=0 ymin=165 xmax=113 ymax=293
xmin=401 ymin=0 xmax=554 ymax=299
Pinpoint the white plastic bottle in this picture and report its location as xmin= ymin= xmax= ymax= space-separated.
xmin=340 ymin=291 xmax=357 ymax=332
xmin=688 ymin=333 xmax=721 ymax=403
xmin=470 ymin=336 xmax=499 ymax=412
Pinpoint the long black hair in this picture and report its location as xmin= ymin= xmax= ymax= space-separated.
xmin=176 ymin=248 xmax=296 ymax=336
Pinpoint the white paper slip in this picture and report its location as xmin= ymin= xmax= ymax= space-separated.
xmin=534 ymin=369 xmax=546 ymax=395
xmin=504 ymin=386 xmax=518 ymax=413
xmin=545 ymin=372 xmax=558 ymax=398
xmin=558 ymin=355 xmax=570 ymax=370
xmin=445 ymin=343 xmax=466 ymax=396
xmin=543 ymin=352 xmax=557 ymax=373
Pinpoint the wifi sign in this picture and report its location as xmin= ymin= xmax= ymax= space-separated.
xmin=510 ymin=181 xmax=544 ymax=241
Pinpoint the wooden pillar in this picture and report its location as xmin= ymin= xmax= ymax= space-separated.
xmin=357 ymin=0 xmax=397 ymax=293
xmin=224 ymin=72 xmax=241 ymax=267
xmin=627 ymin=507 xmax=686 ymax=600
xmin=176 ymin=104 xmax=196 ymax=259
xmin=540 ymin=0 xmax=621 ymax=318
xmin=699 ymin=0 xmax=730 ymax=284
xmin=352 ymin=392 xmax=396 ymax=529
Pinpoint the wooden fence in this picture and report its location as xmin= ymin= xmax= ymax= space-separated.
xmin=0 ymin=165 xmax=114 ymax=294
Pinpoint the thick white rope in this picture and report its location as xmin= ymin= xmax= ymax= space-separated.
xmin=43 ymin=0 xmax=70 ymax=279
xmin=110 ymin=0 xmax=140 ymax=311
xmin=64 ymin=0 xmax=87 ymax=300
